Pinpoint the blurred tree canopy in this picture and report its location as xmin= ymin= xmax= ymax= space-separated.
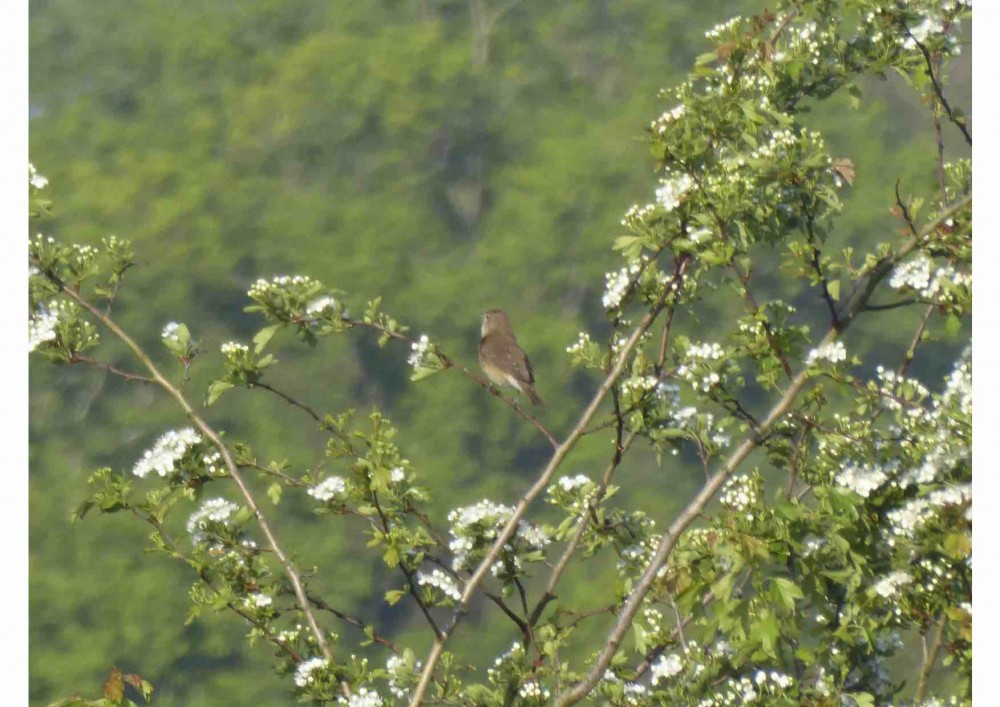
xmin=29 ymin=1 xmax=969 ymax=704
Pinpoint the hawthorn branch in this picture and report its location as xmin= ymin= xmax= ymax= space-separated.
xmin=50 ymin=281 xmax=342 ymax=691
xmin=554 ymin=196 xmax=970 ymax=705
xmin=346 ymin=318 xmax=558 ymax=448
xmin=70 ymin=354 xmax=156 ymax=384
xmin=914 ymin=617 xmax=948 ymax=702
xmin=407 ymin=261 xmax=688 ymax=706
xmin=907 ymin=30 xmax=971 ymax=146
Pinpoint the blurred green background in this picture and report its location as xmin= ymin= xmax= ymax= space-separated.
xmin=29 ymin=1 xmax=970 ymax=704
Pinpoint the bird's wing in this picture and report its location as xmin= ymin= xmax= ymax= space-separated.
xmin=481 ymin=335 xmax=534 ymax=385
xmin=504 ymin=340 xmax=534 ymax=384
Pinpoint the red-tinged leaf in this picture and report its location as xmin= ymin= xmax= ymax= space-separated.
xmin=104 ymin=667 xmax=125 ymax=702
xmin=833 ymin=157 xmax=856 ymax=185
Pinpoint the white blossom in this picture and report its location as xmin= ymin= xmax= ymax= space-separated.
xmin=29 ymin=163 xmax=48 ymax=189
xmin=308 ymin=476 xmax=347 ymax=502
xmin=294 ymin=656 xmax=330 ymax=688
xmin=29 ymin=302 xmax=65 ymax=352
xmin=187 ymin=498 xmax=240 ymax=544
xmin=806 ymin=340 xmax=847 ymax=365
xmin=655 ymin=172 xmax=694 ymax=211
xmin=161 ymin=322 xmax=181 ymax=342
xmin=306 ymin=295 xmax=338 ymax=316
xmin=518 ymin=681 xmax=551 ymax=700
xmin=557 ymin=474 xmax=592 ymax=492
xmin=338 ymin=687 xmax=383 ymax=706
xmin=872 ymin=571 xmax=912 ymax=599
xmin=651 ymin=653 xmax=683 ymax=684
xmin=245 ymin=593 xmax=272 ymax=609
xmin=836 ymin=464 xmax=888 ymax=498
xmin=132 ymin=428 xmax=202 ymax=478
xmin=416 ymin=569 xmax=462 ymax=601
xmin=602 ymin=262 xmax=640 ymax=309
xmin=408 ymin=334 xmax=433 ymax=368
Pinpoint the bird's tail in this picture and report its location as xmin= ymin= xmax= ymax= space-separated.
xmin=525 ymin=384 xmax=544 ymax=407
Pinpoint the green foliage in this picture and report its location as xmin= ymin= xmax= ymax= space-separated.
xmin=30 ymin=0 xmax=971 ymax=705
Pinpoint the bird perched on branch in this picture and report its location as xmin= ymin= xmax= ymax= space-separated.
xmin=478 ymin=309 xmax=544 ymax=406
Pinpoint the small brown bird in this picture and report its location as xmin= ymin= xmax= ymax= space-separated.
xmin=479 ymin=309 xmax=544 ymax=406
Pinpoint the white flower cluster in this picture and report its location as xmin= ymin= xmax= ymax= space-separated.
xmin=887 ymin=483 xmax=971 ymax=538
xmin=221 ymin=341 xmax=249 ymax=357
xmin=338 ymin=687 xmax=383 ymax=707
xmin=245 ymin=592 xmax=273 ymax=609
xmin=449 ymin=499 xmax=510 ymax=570
xmin=695 ymin=670 xmax=795 ymax=706
xmin=518 ymin=681 xmax=551 ymax=701
xmin=749 ymin=128 xmax=800 ymax=162
xmin=294 ymin=656 xmax=330 ymax=688
xmin=558 ymin=474 xmax=592 ymax=492
xmin=306 ymin=295 xmax=337 ymax=316
xmin=29 ymin=301 xmax=68 ymax=352
xmin=806 ymin=340 xmax=847 ymax=365
xmin=835 ymin=464 xmax=888 ymax=498
xmin=389 ymin=466 xmax=406 ymax=483
xmin=187 ymin=498 xmax=240 ymax=544
xmin=447 ymin=499 xmax=549 ymax=573
xmin=889 ymin=254 xmax=971 ymax=302
xmin=602 ymin=262 xmax=640 ymax=309
xmin=655 ymin=172 xmax=694 ymax=212
xmin=650 ymin=652 xmax=683 ymax=685
xmin=566 ymin=331 xmax=593 ymax=356
xmin=132 ymin=428 xmax=202 ymax=478
xmin=620 ymin=374 xmax=661 ymax=397
xmin=872 ymin=571 xmax=912 ymax=599
xmin=247 ymin=274 xmax=318 ymax=299
xmin=621 ymin=203 xmax=656 ymax=228
xmin=161 ymin=322 xmax=181 ymax=342
xmin=651 ymin=104 xmax=686 ymax=135
xmin=29 ymin=163 xmax=48 ymax=189
xmin=942 ymin=347 xmax=972 ymax=417
xmin=308 ymin=476 xmax=348 ymax=502
xmin=677 ymin=341 xmax=726 ymax=392
xmin=386 ymin=655 xmax=421 ymax=699
xmin=407 ymin=334 xmax=433 ymax=369
xmin=71 ymin=243 xmax=98 ymax=269
xmin=416 ymin=568 xmax=462 ymax=601
xmin=720 ymin=475 xmax=759 ymax=514
xmin=705 ymin=16 xmax=742 ymax=40
xmin=201 ymin=450 xmax=223 ymax=475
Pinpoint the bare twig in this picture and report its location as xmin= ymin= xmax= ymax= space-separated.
xmin=71 ymin=354 xmax=156 ymax=384
xmin=906 ymin=30 xmax=971 ymax=145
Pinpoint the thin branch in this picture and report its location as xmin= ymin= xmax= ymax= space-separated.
xmin=50 ymin=282 xmax=343 ymax=691
xmin=305 ymin=593 xmax=401 ymax=654
xmin=408 ymin=258 xmax=690 ymax=707
xmin=730 ymin=261 xmax=794 ymax=380
xmin=347 ymin=318 xmax=558 ymax=448
xmin=914 ymin=617 xmax=948 ymax=702
xmin=907 ymin=29 xmax=971 ymax=145
xmin=71 ymin=354 xmax=156 ymax=384
xmin=861 ymin=299 xmax=919 ymax=312
xmin=553 ymin=197 xmax=970 ymax=705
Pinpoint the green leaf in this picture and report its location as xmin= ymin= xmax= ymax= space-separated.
xmin=827 ymin=279 xmax=840 ymax=302
xmin=205 ymin=380 xmax=234 ymax=406
xmin=385 ymin=589 xmax=407 ymax=606
xmin=772 ymin=577 xmax=804 ymax=611
xmin=267 ymin=483 xmax=282 ymax=506
xmin=253 ymin=324 xmax=281 ymax=354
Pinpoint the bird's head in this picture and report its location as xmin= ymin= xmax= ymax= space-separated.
xmin=482 ymin=308 xmax=512 ymax=337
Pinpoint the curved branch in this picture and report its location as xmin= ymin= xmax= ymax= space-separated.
xmin=52 ymin=283 xmax=343 ymax=692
